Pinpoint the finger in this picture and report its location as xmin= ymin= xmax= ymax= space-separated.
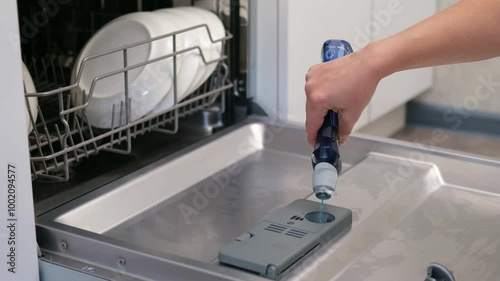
xmin=305 ymin=99 xmax=329 ymax=145
xmin=337 ymin=110 xmax=359 ymax=144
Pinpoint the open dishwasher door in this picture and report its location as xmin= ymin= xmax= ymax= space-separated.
xmin=36 ymin=117 xmax=500 ymax=281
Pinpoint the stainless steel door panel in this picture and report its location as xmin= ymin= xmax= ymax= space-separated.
xmin=334 ymin=185 xmax=500 ymax=281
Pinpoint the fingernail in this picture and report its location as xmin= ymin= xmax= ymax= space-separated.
xmin=340 ymin=137 xmax=349 ymax=145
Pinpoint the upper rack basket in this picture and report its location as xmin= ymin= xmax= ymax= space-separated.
xmin=24 ymin=21 xmax=233 ymax=182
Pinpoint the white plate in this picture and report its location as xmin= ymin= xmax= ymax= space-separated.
xmin=149 ymin=8 xmax=202 ymax=115
xmin=22 ymin=63 xmax=38 ymax=134
xmin=174 ymin=7 xmax=226 ymax=93
xmin=194 ymin=0 xmax=248 ymax=22
xmin=71 ymin=12 xmax=177 ymax=129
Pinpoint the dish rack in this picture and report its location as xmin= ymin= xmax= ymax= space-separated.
xmin=25 ymin=24 xmax=233 ymax=182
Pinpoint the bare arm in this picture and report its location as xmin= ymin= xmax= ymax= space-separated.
xmin=373 ymin=0 xmax=500 ymax=75
xmin=305 ymin=0 xmax=500 ymax=145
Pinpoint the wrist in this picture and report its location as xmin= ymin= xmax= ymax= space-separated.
xmin=362 ymin=40 xmax=397 ymax=80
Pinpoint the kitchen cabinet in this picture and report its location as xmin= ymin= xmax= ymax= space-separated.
xmin=278 ymin=1 xmax=372 ymax=128
xmin=250 ymin=0 xmax=436 ymax=130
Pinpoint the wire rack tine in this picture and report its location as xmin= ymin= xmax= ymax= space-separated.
xmin=46 ymin=123 xmax=59 ymax=170
xmin=82 ymin=113 xmax=99 ymax=153
xmin=54 ymin=125 xmax=65 ymax=153
xmin=64 ymin=90 xmax=72 ymax=125
xmin=107 ymin=103 xmax=117 ymax=149
xmin=118 ymin=101 xmax=124 ymax=145
xmin=74 ymin=116 xmax=90 ymax=158
xmin=57 ymin=89 xmax=72 ymax=181
xmin=32 ymin=105 xmax=50 ymax=174
xmin=25 ymin=96 xmax=37 ymax=136
xmin=54 ymin=124 xmax=71 ymax=182
xmin=122 ymin=48 xmax=129 ymax=145
xmin=27 ymin=101 xmax=46 ymax=175
xmin=31 ymin=161 xmax=37 ymax=181
xmin=66 ymin=120 xmax=80 ymax=162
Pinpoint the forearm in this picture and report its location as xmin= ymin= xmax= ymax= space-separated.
xmin=366 ymin=0 xmax=500 ymax=78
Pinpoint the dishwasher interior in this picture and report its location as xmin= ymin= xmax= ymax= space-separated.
xmin=21 ymin=0 xmax=248 ymax=209
xmin=19 ymin=1 xmax=500 ymax=281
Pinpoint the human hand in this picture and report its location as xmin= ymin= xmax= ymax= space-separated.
xmin=304 ymin=47 xmax=382 ymax=145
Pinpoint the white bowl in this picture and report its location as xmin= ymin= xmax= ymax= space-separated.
xmin=22 ymin=63 xmax=38 ymax=134
xmin=71 ymin=12 xmax=177 ymax=129
xmin=149 ymin=8 xmax=203 ymax=115
xmin=174 ymin=7 xmax=226 ymax=93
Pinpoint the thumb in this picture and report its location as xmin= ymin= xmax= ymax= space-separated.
xmin=337 ymin=110 xmax=359 ymax=144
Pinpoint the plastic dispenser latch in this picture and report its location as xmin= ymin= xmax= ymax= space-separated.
xmin=425 ymin=263 xmax=455 ymax=281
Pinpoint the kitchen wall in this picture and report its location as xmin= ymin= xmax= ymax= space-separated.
xmin=415 ymin=0 xmax=500 ymax=115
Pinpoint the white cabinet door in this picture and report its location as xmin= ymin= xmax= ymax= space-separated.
xmin=248 ymin=0 xmax=281 ymax=119
xmin=369 ymin=0 xmax=436 ymax=121
xmin=281 ymin=0 xmax=371 ymax=127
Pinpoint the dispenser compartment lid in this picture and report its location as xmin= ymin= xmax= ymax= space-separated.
xmin=219 ymin=199 xmax=352 ymax=279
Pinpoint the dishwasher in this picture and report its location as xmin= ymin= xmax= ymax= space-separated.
xmin=2 ymin=1 xmax=500 ymax=281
